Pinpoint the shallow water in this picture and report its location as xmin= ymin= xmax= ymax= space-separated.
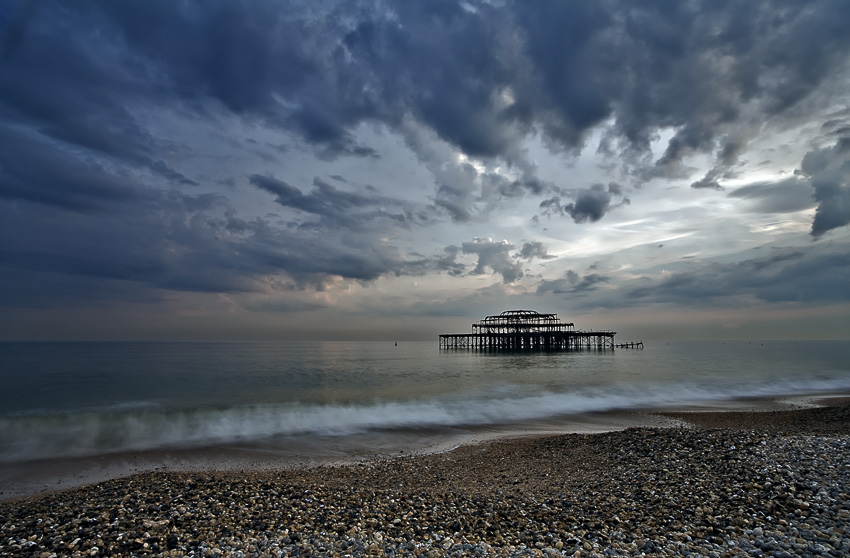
xmin=2 ymin=340 xmax=849 ymax=464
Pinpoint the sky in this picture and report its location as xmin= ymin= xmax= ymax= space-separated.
xmin=1 ymin=0 xmax=849 ymax=341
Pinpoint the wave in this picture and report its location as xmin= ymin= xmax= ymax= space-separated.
xmin=2 ymin=374 xmax=850 ymax=462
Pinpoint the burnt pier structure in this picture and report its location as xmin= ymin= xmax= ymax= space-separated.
xmin=439 ymin=310 xmax=629 ymax=351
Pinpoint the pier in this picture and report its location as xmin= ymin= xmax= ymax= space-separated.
xmin=439 ymin=310 xmax=640 ymax=351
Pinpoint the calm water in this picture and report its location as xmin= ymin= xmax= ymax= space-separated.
xmin=1 ymin=340 xmax=849 ymax=463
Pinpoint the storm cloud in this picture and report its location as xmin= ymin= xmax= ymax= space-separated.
xmin=517 ymin=241 xmax=555 ymax=262
xmin=249 ymin=174 xmax=431 ymax=231
xmin=539 ymin=183 xmax=629 ymax=223
xmin=799 ymin=138 xmax=850 ymax=237
xmin=5 ymin=1 xmax=849 ymax=216
xmin=1 ymin=0 xmax=849 ymax=338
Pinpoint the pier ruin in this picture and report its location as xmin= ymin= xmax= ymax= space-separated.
xmin=439 ymin=309 xmax=641 ymax=351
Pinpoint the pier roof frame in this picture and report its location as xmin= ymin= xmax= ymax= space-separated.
xmin=472 ymin=309 xmax=573 ymax=333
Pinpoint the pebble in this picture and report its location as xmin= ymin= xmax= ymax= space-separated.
xmin=2 ymin=404 xmax=850 ymax=556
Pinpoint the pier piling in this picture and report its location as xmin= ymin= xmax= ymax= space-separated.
xmin=439 ymin=310 xmax=622 ymax=351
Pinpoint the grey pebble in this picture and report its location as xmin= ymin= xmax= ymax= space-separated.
xmin=2 ymin=404 xmax=850 ymax=557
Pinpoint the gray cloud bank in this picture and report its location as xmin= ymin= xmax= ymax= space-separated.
xmin=537 ymin=245 xmax=850 ymax=311
xmin=1 ymin=0 xmax=850 ymax=322
xmin=624 ymin=246 xmax=850 ymax=307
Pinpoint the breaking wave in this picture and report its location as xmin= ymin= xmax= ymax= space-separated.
xmin=3 ymin=374 xmax=850 ymax=462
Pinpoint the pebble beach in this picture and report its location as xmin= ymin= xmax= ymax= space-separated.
xmin=2 ymin=400 xmax=849 ymax=557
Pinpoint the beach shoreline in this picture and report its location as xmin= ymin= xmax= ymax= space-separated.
xmin=2 ymin=395 xmax=850 ymax=556
xmin=0 ymin=394 xmax=844 ymax=503
xmin=0 ymin=408 xmax=681 ymax=503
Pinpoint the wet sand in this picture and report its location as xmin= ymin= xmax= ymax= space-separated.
xmin=659 ymin=395 xmax=850 ymax=433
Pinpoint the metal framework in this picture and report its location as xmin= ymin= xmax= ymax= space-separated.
xmin=439 ymin=309 xmax=617 ymax=351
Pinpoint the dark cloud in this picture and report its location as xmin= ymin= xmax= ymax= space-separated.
xmin=2 ymin=0 xmax=850 ymax=331
xmin=341 ymin=1 xmax=521 ymax=160
xmin=0 ymin=161 xmax=445 ymax=311
xmin=0 ymin=126 xmax=148 ymax=212
xmin=250 ymin=174 xmax=433 ymax=231
xmin=538 ymin=183 xmax=629 ymax=223
xmin=729 ymin=177 xmax=816 ymax=214
xmin=690 ymin=172 xmax=725 ymax=191
xmin=566 ymin=185 xmax=615 ymax=223
xmin=797 ymin=138 xmax=850 ymax=237
xmin=0 ymin=186 xmax=239 ymax=308
xmin=0 ymin=187 xmax=444 ymax=309
xmin=0 ymin=4 xmax=200 ymax=185
xmin=3 ymin=0 xmax=849 ymax=224
xmin=516 ymin=241 xmax=555 ymax=261
xmin=529 ymin=244 xmax=850 ymax=314
xmin=614 ymin=1 xmax=850 ymax=178
xmin=537 ymin=270 xmax=610 ymax=295
xmin=251 ymin=175 xmax=375 ymax=221
xmin=461 ymin=237 xmax=523 ymax=283
xmin=726 ymin=132 xmax=850 ymax=235
xmin=436 ymin=245 xmax=466 ymax=277
xmin=531 ymin=238 xmax=850 ymax=316
xmin=0 ymin=0 xmax=38 ymax=59
xmin=626 ymin=247 xmax=849 ymax=305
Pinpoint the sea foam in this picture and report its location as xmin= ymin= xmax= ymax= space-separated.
xmin=3 ymin=373 xmax=850 ymax=462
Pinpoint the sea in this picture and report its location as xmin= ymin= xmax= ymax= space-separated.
xmin=2 ymin=339 xmax=850 ymax=496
